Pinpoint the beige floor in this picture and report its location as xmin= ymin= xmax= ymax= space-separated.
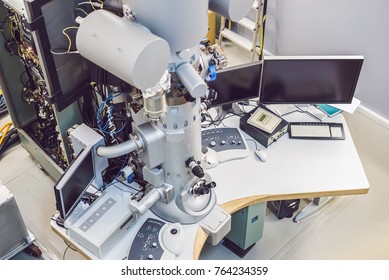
xmin=1 ymin=45 xmax=389 ymax=260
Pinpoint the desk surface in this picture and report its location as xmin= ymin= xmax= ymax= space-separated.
xmin=208 ymin=111 xmax=369 ymax=213
xmin=51 ymin=110 xmax=369 ymax=260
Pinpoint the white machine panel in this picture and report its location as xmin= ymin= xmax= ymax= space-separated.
xmin=68 ymin=193 xmax=135 ymax=258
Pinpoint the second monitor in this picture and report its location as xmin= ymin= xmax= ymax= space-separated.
xmin=259 ymin=55 xmax=364 ymax=105
xmin=207 ymin=61 xmax=261 ymax=108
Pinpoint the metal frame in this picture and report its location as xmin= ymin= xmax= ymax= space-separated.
xmin=218 ymin=0 xmax=268 ymax=62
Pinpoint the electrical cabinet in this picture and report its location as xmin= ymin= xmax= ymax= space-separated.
xmin=0 ymin=0 xmax=89 ymax=179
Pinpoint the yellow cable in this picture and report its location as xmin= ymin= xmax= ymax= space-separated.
xmin=259 ymin=15 xmax=267 ymax=57
xmin=0 ymin=122 xmax=12 ymax=145
xmin=0 ymin=122 xmax=11 ymax=132
xmin=9 ymin=19 xmax=15 ymax=39
xmin=62 ymin=26 xmax=79 ymax=53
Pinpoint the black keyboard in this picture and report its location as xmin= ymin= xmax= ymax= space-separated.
xmin=288 ymin=122 xmax=345 ymax=140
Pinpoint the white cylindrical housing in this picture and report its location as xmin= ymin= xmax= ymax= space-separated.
xmin=76 ymin=10 xmax=170 ymax=90
xmin=209 ymin=0 xmax=255 ymax=22
xmin=128 ymin=0 xmax=208 ymax=52
xmin=129 ymin=188 xmax=164 ymax=215
xmin=176 ymin=63 xmax=208 ymax=98
xmin=96 ymin=136 xmax=141 ymax=158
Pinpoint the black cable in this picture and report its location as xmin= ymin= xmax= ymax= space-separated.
xmin=0 ymin=108 xmax=8 ymax=116
xmin=0 ymin=128 xmax=20 ymax=158
xmin=116 ymin=179 xmax=142 ymax=192
xmin=62 ymin=241 xmax=77 ymax=260
xmin=112 ymin=181 xmax=145 ymax=200
xmin=1 ymin=132 xmax=19 ymax=150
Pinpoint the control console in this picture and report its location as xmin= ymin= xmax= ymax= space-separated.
xmin=128 ymin=218 xmax=185 ymax=260
xmin=128 ymin=218 xmax=166 ymax=260
xmin=201 ymin=127 xmax=250 ymax=163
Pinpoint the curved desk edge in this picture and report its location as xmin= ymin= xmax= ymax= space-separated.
xmin=51 ymin=187 xmax=368 ymax=260
xmin=193 ymin=187 xmax=369 ymax=259
xmin=220 ymin=188 xmax=369 ymax=214
xmin=193 ymin=227 xmax=209 ymax=260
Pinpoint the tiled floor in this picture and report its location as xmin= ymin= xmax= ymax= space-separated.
xmin=1 ymin=44 xmax=389 ymax=260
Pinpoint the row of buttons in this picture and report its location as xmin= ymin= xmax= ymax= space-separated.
xmin=209 ymin=140 xmax=242 ymax=147
xmin=201 ymin=129 xmax=224 ymax=135
xmin=78 ymin=197 xmax=116 ymax=232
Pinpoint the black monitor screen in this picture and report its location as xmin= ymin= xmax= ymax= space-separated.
xmin=54 ymin=146 xmax=94 ymax=220
xmin=259 ymin=56 xmax=363 ymax=104
xmin=207 ymin=61 xmax=261 ymax=107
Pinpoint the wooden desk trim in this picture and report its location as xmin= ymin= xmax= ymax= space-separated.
xmin=193 ymin=227 xmax=209 ymax=260
xmin=52 ymin=184 xmax=368 ymax=260
xmin=220 ymin=188 xmax=369 ymax=214
xmin=51 ymin=224 xmax=92 ymax=260
xmin=192 ymin=187 xmax=368 ymax=259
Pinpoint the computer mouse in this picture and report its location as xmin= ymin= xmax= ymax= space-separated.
xmin=255 ymin=150 xmax=268 ymax=162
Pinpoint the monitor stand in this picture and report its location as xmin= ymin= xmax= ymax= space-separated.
xmin=295 ymin=104 xmax=328 ymax=122
xmin=222 ymin=103 xmax=245 ymax=117
xmin=266 ymin=104 xmax=299 ymax=116
xmin=293 ymin=197 xmax=335 ymax=223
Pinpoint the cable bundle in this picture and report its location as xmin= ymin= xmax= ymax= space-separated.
xmin=0 ymin=89 xmax=8 ymax=116
xmin=0 ymin=122 xmax=20 ymax=158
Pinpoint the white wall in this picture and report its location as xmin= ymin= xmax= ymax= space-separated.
xmin=264 ymin=0 xmax=389 ymax=119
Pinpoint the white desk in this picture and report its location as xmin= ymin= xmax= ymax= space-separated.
xmin=51 ymin=111 xmax=369 ymax=260
xmin=207 ymin=112 xmax=369 ymax=214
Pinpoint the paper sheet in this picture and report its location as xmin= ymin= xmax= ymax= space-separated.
xmin=329 ymin=98 xmax=361 ymax=114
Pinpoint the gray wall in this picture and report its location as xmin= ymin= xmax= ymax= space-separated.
xmin=264 ymin=0 xmax=389 ymax=119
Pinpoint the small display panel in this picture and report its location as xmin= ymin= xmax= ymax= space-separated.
xmin=54 ymin=146 xmax=95 ymax=220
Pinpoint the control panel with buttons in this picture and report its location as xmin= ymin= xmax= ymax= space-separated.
xmin=128 ymin=218 xmax=166 ymax=260
xmin=201 ymin=127 xmax=250 ymax=162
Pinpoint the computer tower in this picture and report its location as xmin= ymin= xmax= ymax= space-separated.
xmin=267 ymin=199 xmax=301 ymax=219
xmin=223 ymin=203 xmax=266 ymax=258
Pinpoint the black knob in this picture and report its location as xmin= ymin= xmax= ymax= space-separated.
xmin=194 ymin=185 xmax=210 ymax=195
xmin=192 ymin=165 xmax=204 ymax=178
xmin=205 ymin=181 xmax=217 ymax=189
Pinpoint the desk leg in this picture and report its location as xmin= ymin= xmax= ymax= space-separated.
xmin=293 ymin=197 xmax=335 ymax=223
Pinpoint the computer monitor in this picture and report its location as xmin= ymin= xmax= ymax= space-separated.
xmin=259 ymin=55 xmax=364 ymax=104
xmin=54 ymin=145 xmax=95 ymax=220
xmin=207 ymin=61 xmax=261 ymax=107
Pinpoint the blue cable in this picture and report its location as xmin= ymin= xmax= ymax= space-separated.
xmin=96 ymin=93 xmax=126 ymax=135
